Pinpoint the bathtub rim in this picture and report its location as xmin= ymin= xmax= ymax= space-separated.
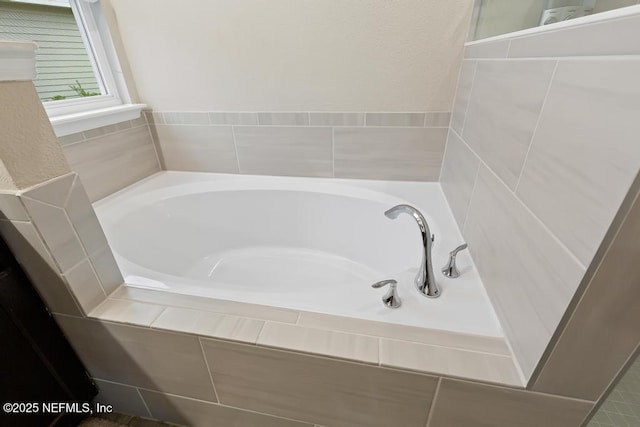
xmin=86 ymin=283 xmax=525 ymax=388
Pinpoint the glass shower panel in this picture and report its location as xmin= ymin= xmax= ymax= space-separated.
xmin=471 ymin=0 xmax=639 ymax=40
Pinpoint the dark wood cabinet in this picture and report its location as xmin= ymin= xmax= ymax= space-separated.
xmin=0 ymin=236 xmax=97 ymax=426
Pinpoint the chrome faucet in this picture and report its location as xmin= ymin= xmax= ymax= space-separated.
xmin=384 ymin=204 xmax=440 ymax=298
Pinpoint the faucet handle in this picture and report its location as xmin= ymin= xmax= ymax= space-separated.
xmin=371 ymin=280 xmax=401 ymax=309
xmin=441 ymin=243 xmax=468 ymax=278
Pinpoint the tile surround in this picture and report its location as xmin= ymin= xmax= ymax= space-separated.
xmin=333 ymin=127 xmax=447 ymax=181
xmin=428 ymin=379 xmax=593 ymax=427
xmin=201 ymin=338 xmax=438 ymax=427
xmin=0 ymin=173 xmax=123 ymax=315
xmin=56 ymin=314 xmax=218 ymax=402
xmin=516 ymin=58 xmax=640 ymax=266
xmin=380 ymin=339 xmax=521 ymax=386
xmin=94 ymin=379 xmax=152 ymax=418
xmin=532 ymin=175 xmax=640 ymax=401
xmin=461 ymin=59 xmax=557 ymax=190
xmin=257 ymin=322 xmax=379 ymax=364
xmin=152 ymin=307 xmax=264 ymax=344
xmin=233 ymin=126 xmax=333 ymax=177
xmin=439 ymin=129 xmax=481 ymax=229
xmin=145 ymin=110 xmax=452 ymax=181
xmin=442 ymin=12 xmax=640 ymax=387
xmin=0 ymin=219 xmax=82 ymax=316
xmin=20 ymin=196 xmax=87 ymax=273
xmin=154 ymin=124 xmax=239 ymax=173
xmin=98 ymin=287 xmax=519 ymax=387
xmin=463 ymin=166 xmax=586 ymax=379
xmin=62 ymin=259 xmax=107 ymax=314
xmin=451 ymin=60 xmax=477 ymax=134
xmin=62 ymin=122 xmax=160 ymax=202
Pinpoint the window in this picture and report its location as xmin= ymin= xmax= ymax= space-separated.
xmin=0 ymin=0 xmax=143 ymax=135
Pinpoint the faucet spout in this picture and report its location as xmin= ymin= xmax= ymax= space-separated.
xmin=384 ymin=204 xmax=440 ymax=298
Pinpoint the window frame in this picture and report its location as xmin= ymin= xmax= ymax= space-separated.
xmin=27 ymin=0 xmax=144 ymax=135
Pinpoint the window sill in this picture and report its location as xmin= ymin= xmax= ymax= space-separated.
xmin=50 ymin=103 xmax=147 ymax=137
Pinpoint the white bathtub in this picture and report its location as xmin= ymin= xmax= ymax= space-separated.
xmin=94 ymin=171 xmax=503 ymax=338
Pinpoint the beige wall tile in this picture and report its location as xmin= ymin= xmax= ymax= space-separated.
xmin=201 ymin=338 xmax=438 ymax=427
xmin=257 ymin=322 xmax=378 ymax=364
xmin=365 ymin=112 xmax=425 ymax=127
xmin=0 ymin=193 xmax=28 ymax=221
xmin=234 ymin=127 xmax=332 ymax=177
xmin=21 ymin=173 xmax=75 ymax=207
xmin=209 ymin=112 xmax=258 ymax=125
xmin=451 ymin=60 xmax=476 ymax=134
xmin=309 ymin=112 xmax=364 ymax=127
xmin=257 ymin=112 xmax=309 ymax=126
xmin=463 ymin=166 xmax=585 ymax=379
xmin=428 ymin=379 xmax=593 ymax=427
xmin=507 ymin=14 xmax=640 ymax=58
xmin=464 ymin=40 xmax=510 ymax=58
xmin=94 ymin=379 xmax=151 ymax=418
xmin=0 ymin=220 xmax=81 ymax=316
xmin=55 ymin=315 xmax=217 ymax=402
xmin=163 ymin=112 xmax=210 ymax=125
xmin=532 ymin=178 xmax=640 ymax=401
xmin=154 ymin=124 xmax=239 ymax=173
xmin=140 ymin=389 xmax=312 ymax=427
xmin=516 ymin=58 xmax=640 ymax=266
xmin=65 ymin=176 xmax=109 ymax=257
xmin=333 ymin=127 xmax=446 ymax=181
xmin=462 ymin=59 xmax=556 ymax=190
xmin=440 ymin=130 xmax=481 ymax=229
xmin=424 ymin=112 xmax=451 ymax=128
xmin=89 ymin=245 xmax=123 ymax=295
xmin=152 ymin=307 xmax=264 ymax=344
xmin=83 ymin=121 xmax=133 ymax=139
xmin=297 ymin=311 xmax=510 ymax=356
xmin=20 ymin=197 xmax=85 ymax=273
xmin=380 ymin=339 xmax=521 ymax=387
xmin=62 ymin=259 xmax=107 ymax=314
xmin=63 ymin=125 xmax=160 ymax=202
xmin=111 ymin=286 xmax=299 ymax=323
xmin=90 ymin=300 xmax=165 ymax=326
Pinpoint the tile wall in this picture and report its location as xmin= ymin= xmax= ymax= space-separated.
xmin=52 ymin=310 xmax=593 ymax=427
xmin=145 ymin=111 xmax=450 ymax=181
xmin=58 ymin=115 xmax=161 ymax=202
xmin=0 ymin=173 xmax=122 ymax=315
xmin=441 ymin=12 xmax=640 ymax=381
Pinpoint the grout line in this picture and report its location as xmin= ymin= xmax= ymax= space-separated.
xmin=425 ymin=377 xmax=442 ymax=427
xmin=307 ymin=111 xmax=311 ymax=126
xmin=462 ymin=156 xmax=482 ymax=234
xmin=148 ymin=306 xmax=167 ymax=326
xmin=505 ymin=39 xmax=513 ymax=58
xmin=230 ymin=126 xmax=242 ymax=174
xmin=331 ymin=127 xmax=335 ymax=178
xmin=460 ymin=61 xmax=479 ymax=136
xmin=254 ymin=321 xmax=267 ymax=345
xmin=514 ymin=59 xmax=559 ymax=194
xmin=62 ymin=174 xmax=78 ymax=208
xmin=198 ymin=337 xmax=221 ymax=403
xmin=145 ymin=121 xmax=164 ymax=171
xmin=451 ymin=127 xmax=587 ymax=271
xmin=136 ymin=387 xmax=153 ymax=418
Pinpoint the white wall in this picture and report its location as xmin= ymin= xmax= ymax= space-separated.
xmin=107 ymin=0 xmax=473 ymax=112
xmin=0 ymin=81 xmax=70 ymax=190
